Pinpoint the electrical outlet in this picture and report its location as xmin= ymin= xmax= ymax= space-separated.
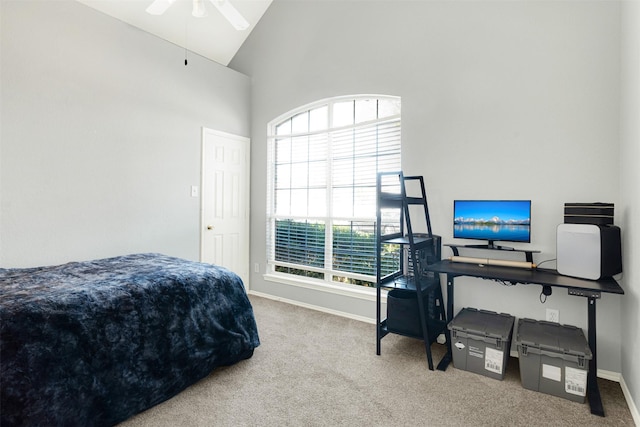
xmin=546 ymin=308 xmax=560 ymax=323
xmin=254 ymin=263 xmax=260 ymax=273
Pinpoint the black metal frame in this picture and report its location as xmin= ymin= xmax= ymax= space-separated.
xmin=375 ymin=171 xmax=447 ymax=370
xmin=427 ymin=259 xmax=623 ymax=416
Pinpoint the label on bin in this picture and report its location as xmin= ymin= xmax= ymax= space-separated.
xmin=484 ymin=347 xmax=503 ymax=374
xmin=565 ymin=367 xmax=587 ymax=396
xmin=542 ymin=364 xmax=561 ymax=382
xmin=469 ymin=346 xmax=483 ymax=359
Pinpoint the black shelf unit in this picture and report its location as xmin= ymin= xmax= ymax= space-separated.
xmin=375 ymin=171 xmax=447 ymax=370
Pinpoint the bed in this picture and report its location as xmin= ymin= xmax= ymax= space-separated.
xmin=0 ymin=253 xmax=260 ymax=426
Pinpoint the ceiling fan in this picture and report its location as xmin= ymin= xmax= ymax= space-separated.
xmin=146 ymin=0 xmax=249 ymax=30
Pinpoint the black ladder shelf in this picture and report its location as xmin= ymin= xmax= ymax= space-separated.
xmin=375 ymin=171 xmax=448 ymax=370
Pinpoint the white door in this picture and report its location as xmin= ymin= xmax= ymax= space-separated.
xmin=201 ymin=128 xmax=250 ymax=288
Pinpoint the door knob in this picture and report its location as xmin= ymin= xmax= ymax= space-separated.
xmin=207 ymin=225 xmax=214 ymax=230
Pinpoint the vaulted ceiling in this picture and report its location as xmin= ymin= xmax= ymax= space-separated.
xmin=76 ymin=0 xmax=272 ymax=66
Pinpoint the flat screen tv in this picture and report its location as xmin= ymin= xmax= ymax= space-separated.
xmin=453 ymin=200 xmax=531 ymax=248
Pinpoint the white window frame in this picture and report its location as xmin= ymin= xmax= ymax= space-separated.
xmin=265 ymin=95 xmax=401 ymax=296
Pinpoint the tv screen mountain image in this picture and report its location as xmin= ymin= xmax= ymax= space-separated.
xmin=453 ymin=200 xmax=531 ymax=243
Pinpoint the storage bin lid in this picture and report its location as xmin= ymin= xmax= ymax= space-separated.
xmin=447 ymin=307 xmax=515 ymax=340
xmin=516 ymin=318 xmax=592 ymax=359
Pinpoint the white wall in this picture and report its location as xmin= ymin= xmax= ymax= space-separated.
xmin=230 ymin=0 xmax=625 ymax=373
xmin=0 ymin=1 xmax=251 ymax=267
xmin=620 ymin=0 xmax=640 ymax=419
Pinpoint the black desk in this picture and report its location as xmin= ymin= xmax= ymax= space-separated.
xmin=425 ymin=260 xmax=624 ymax=417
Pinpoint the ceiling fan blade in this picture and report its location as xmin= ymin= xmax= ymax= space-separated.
xmin=146 ymin=0 xmax=177 ymax=16
xmin=208 ymin=0 xmax=249 ymax=30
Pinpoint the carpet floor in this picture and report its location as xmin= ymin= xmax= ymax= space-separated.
xmin=119 ymin=295 xmax=634 ymax=426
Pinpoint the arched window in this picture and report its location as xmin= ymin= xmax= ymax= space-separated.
xmin=266 ymin=95 xmax=401 ymax=288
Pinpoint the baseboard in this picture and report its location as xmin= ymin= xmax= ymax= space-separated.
xmin=248 ymin=290 xmax=376 ymax=324
xmin=620 ymin=375 xmax=640 ymax=426
xmin=597 ymin=368 xmax=620 ymax=382
xmin=250 ymin=290 xmax=639 ymax=424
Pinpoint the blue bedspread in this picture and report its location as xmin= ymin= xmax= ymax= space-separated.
xmin=0 ymin=253 xmax=260 ymax=426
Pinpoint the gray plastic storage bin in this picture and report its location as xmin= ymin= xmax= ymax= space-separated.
xmin=447 ymin=307 xmax=515 ymax=380
xmin=516 ymin=318 xmax=592 ymax=403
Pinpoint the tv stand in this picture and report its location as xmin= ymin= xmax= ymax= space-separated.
xmin=463 ymin=243 xmax=513 ymax=250
xmin=445 ymin=244 xmax=540 ymax=263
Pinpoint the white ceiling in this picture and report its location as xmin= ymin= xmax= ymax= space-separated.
xmin=76 ymin=0 xmax=272 ymax=66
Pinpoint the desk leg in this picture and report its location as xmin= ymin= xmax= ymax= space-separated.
xmin=376 ymin=285 xmax=381 ymax=356
xmin=437 ymin=274 xmax=454 ymax=371
xmin=587 ymin=296 xmax=604 ymax=417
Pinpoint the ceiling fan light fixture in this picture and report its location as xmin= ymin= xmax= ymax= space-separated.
xmin=192 ymin=0 xmax=207 ymax=18
xmin=145 ymin=0 xmax=177 ymax=15
xmin=209 ymin=0 xmax=249 ymax=30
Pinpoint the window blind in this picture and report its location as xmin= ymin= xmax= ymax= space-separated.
xmin=267 ymin=96 xmax=401 ymax=287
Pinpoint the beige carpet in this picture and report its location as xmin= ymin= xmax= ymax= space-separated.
xmin=119 ymin=295 xmax=634 ymax=426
